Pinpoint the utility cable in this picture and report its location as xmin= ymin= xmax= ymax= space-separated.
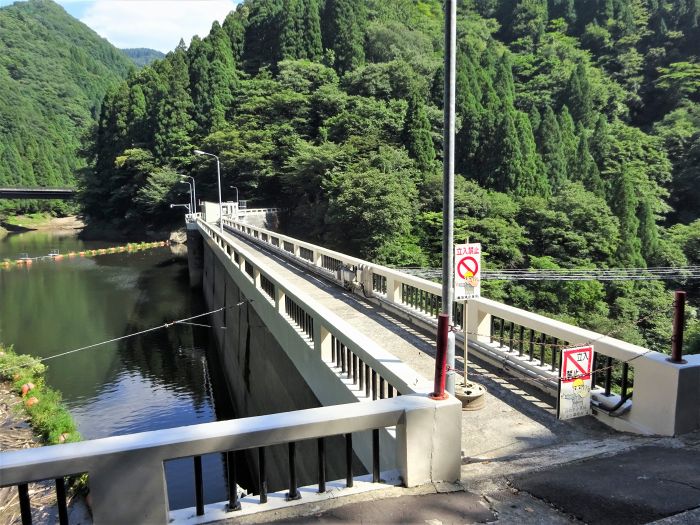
xmin=0 ymin=301 xmax=248 ymax=375
xmin=398 ymin=266 xmax=700 ymax=281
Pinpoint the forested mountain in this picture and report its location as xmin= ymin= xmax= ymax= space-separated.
xmin=122 ymin=48 xmax=165 ymax=68
xmin=0 ymin=0 xmax=133 ymax=214
xmin=84 ymin=0 xmax=700 ymax=353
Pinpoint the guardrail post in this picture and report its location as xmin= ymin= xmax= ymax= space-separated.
xmin=253 ymin=267 xmax=261 ymax=288
xmin=275 ymin=286 xmax=285 ymax=315
xmin=360 ymin=265 xmax=373 ymax=297
xmin=314 ymin=323 xmax=333 ymax=361
xmin=89 ymin=453 xmax=169 ymax=524
xmin=396 ymin=396 xmax=461 ymax=486
xmin=467 ymin=300 xmax=491 ymax=344
xmin=386 ymin=277 xmax=400 ymax=303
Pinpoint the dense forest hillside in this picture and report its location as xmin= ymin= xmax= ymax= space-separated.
xmin=122 ymin=48 xmax=166 ymax=68
xmin=0 ymin=0 xmax=133 ymax=214
xmin=83 ymin=0 xmax=699 ymax=353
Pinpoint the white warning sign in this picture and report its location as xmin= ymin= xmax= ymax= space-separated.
xmin=557 ymin=345 xmax=593 ymax=420
xmin=454 ymin=243 xmax=481 ymax=300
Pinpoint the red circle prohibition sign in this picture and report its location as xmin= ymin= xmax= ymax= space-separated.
xmin=457 ymin=256 xmax=479 ymax=279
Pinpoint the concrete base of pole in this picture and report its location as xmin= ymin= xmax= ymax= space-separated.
xmin=455 ymin=382 xmax=486 ymax=411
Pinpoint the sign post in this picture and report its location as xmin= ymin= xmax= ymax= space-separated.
xmin=557 ymin=345 xmax=594 ymax=420
xmin=453 ymin=243 xmax=485 ymax=409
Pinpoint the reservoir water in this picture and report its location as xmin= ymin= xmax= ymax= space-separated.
xmin=0 ymin=228 xmax=236 ymax=510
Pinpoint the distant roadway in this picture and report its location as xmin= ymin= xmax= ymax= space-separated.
xmin=0 ymin=187 xmax=76 ymax=200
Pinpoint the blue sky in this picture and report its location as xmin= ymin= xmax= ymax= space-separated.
xmin=0 ymin=0 xmax=240 ymax=52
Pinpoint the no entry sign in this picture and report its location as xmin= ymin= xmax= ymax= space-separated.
xmin=557 ymin=345 xmax=593 ymax=420
xmin=455 ymin=243 xmax=481 ymax=300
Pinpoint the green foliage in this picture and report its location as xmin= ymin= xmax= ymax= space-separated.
xmin=0 ymin=0 xmax=132 ymax=215
xmin=121 ymin=48 xmax=165 ymax=68
xmin=403 ymin=90 xmax=436 ymax=172
xmin=72 ymin=0 xmax=699 ymax=353
xmin=0 ymin=344 xmax=80 ymax=445
xmin=323 ymin=0 xmax=367 ymax=73
xmin=323 ymin=147 xmax=420 ymax=262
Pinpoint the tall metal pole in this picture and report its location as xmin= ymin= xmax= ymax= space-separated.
xmin=194 ymin=150 xmax=222 ymax=227
xmin=180 ymin=180 xmax=194 ymax=213
xmin=442 ymin=0 xmax=457 ymax=396
xmin=216 ymin=156 xmax=223 ymax=232
xmin=432 ymin=0 xmax=457 ymax=400
xmin=187 ymin=176 xmax=197 ymax=214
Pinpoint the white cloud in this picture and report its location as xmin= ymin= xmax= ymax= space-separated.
xmin=80 ymin=1 xmax=238 ymax=53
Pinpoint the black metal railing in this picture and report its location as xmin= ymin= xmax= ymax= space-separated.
xmin=321 ymin=255 xmax=343 ymax=273
xmin=372 ymin=274 xmax=387 ymax=295
xmin=283 ymin=241 xmax=295 ymax=254
xmin=285 ymin=296 xmax=314 ymax=342
xmin=271 ymin=237 xmax=280 ymax=248
xmin=330 ymin=335 xmax=399 ymax=400
xmin=183 ymin=432 xmax=383 ymax=517
xmin=401 ymin=283 xmax=441 ymax=318
xmin=299 ymin=247 xmax=314 ymax=262
xmin=11 ymin=476 xmax=73 ymax=525
xmin=244 ymin=260 xmax=254 ymax=278
xmin=260 ymin=274 xmax=275 ymax=300
xmin=488 ymin=316 xmax=634 ymax=400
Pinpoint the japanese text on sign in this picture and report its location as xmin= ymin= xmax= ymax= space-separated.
xmin=557 ymin=346 xmax=593 ymax=420
xmin=454 ymin=243 xmax=481 ymax=300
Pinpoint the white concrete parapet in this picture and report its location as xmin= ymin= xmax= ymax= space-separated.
xmin=0 ymin=396 xmax=461 ymax=524
xmin=200 ymin=219 xmax=432 ymax=398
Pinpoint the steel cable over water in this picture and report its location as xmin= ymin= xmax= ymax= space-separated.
xmin=0 ymin=301 xmax=249 ymax=376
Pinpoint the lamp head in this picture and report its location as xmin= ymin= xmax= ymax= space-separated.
xmin=193 ymin=149 xmax=205 ymax=155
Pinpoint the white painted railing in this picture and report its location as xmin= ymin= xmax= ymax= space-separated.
xmin=199 ymin=219 xmax=431 ymax=398
xmin=0 ymin=396 xmax=460 ymax=524
xmin=219 ymin=216 xmax=700 ymax=437
xmin=234 ymin=207 xmax=282 ymax=217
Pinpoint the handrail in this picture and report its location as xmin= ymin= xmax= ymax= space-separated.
xmin=215 ymin=215 xmax=700 ymax=437
xmin=221 ymin=217 xmax=656 ymax=362
xmin=0 ymin=395 xmax=461 ymax=524
xmin=198 ymin=219 xmax=431 ymax=396
xmin=0 ymin=397 xmax=407 ymax=485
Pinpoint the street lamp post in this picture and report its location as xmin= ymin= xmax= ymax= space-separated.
xmin=170 ymin=203 xmax=191 ymax=213
xmin=194 ymin=149 xmax=222 ymax=232
xmin=181 ymin=175 xmax=197 ymax=213
xmin=179 ymin=180 xmax=193 ymax=213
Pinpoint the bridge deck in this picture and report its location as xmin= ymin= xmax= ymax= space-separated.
xmin=222 ymin=227 xmax=612 ymax=464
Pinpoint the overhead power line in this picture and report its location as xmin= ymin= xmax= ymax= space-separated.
xmin=398 ymin=266 xmax=700 ymax=281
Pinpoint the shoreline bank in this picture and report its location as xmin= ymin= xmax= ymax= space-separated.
xmin=0 ymin=346 xmax=90 ymax=524
xmin=0 ymin=214 xmax=84 ymax=233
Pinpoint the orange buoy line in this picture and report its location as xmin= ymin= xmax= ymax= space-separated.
xmin=1 ymin=240 xmax=170 ymax=271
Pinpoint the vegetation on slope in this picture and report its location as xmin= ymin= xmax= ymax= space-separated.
xmin=81 ymin=0 xmax=699 ymax=353
xmin=121 ymin=48 xmax=166 ymax=68
xmin=0 ymin=0 xmax=133 ymax=216
xmin=0 ymin=344 xmax=79 ymax=445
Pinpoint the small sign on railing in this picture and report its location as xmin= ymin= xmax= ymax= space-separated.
xmin=557 ymin=345 xmax=593 ymax=420
xmin=454 ymin=243 xmax=481 ymax=300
